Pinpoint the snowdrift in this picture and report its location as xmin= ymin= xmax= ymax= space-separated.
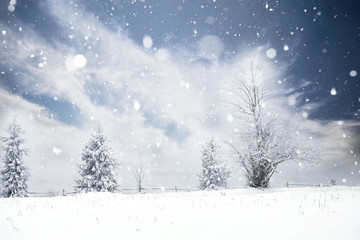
xmin=1 ymin=187 xmax=359 ymax=240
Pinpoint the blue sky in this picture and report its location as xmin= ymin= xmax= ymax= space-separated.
xmin=0 ymin=0 xmax=359 ymax=191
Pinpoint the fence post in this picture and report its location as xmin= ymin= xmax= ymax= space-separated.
xmin=286 ymin=182 xmax=289 ymax=188
xmin=175 ymin=186 xmax=177 ymax=192
xmin=63 ymin=189 xmax=65 ymax=196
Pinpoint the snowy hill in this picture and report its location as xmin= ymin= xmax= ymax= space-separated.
xmin=1 ymin=187 xmax=359 ymax=240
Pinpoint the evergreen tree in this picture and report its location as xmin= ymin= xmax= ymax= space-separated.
xmin=199 ymin=139 xmax=230 ymax=190
xmin=75 ymin=126 xmax=118 ymax=193
xmin=1 ymin=119 xmax=30 ymax=198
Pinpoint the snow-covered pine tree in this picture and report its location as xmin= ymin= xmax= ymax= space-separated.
xmin=199 ymin=139 xmax=230 ymax=190
xmin=1 ymin=119 xmax=30 ymax=198
xmin=75 ymin=126 xmax=118 ymax=193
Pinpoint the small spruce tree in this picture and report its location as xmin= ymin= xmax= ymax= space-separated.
xmin=1 ymin=119 xmax=30 ymax=198
xmin=75 ymin=126 xmax=118 ymax=193
xmin=199 ymin=139 xmax=230 ymax=190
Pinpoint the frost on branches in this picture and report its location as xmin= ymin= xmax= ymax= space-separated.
xmin=199 ymin=139 xmax=230 ymax=190
xmin=228 ymin=60 xmax=319 ymax=188
xmin=75 ymin=126 xmax=118 ymax=193
xmin=1 ymin=119 xmax=30 ymax=198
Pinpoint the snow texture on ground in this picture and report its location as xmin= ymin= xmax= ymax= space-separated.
xmin=1 ymin=187 xmax=359 ymax=240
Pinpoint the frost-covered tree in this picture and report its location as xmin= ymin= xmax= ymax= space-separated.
xmin=228 ymin=60 xmax=318 ymax=188
xmin=199 ymin=139 xmax=230 ymax=190
xmin=1 ymin=119 xmax=30 ymax=198
xmin=75 ymin=126 xmax=118 ymax=193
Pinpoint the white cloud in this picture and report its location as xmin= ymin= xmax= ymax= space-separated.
xmin=0 ymin=0 xmax=358 ymax=192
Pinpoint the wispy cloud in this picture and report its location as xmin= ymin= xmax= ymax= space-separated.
xmin=0 ymin=0 xmax=358 ymax=191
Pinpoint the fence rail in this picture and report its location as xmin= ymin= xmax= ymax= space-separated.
xmin=286 ymin=182 xmax=331 ymax=188
xmin=23 ymin=183 xmax=333 ymax=197
xmin=26 ymin=186 xmax=196 ymax=197
xmin=27 ymin=190 xmax=76 ymax=197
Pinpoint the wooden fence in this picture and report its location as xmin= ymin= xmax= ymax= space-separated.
xmin=27 ymin=190 xmax=76 ymax=197
xmin=26 ymin=186 xmax=196 ymax=197
xmin=24 ymin=183 xmax=333 ymax=197
xmin=286 ymin=182 xmax=331 ymax=188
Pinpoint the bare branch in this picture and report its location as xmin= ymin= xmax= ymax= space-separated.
xmin=228 ymin=58 xmax=319 ymax=188
xmin=133 ymin=152 xmax=145 ymax=193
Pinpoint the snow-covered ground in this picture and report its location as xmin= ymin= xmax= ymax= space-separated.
xmin=1 ymin=187 xmax=359 ymax=240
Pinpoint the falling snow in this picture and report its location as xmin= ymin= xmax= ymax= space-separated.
xmin=349 ymin=70 xmax=357 ymax=77
xmin=8 ymin=0 xmax=16 ymax=12
xmin=0 ymin=0 xmax=359 ymax=206
xmin=198 ymin=35 xmax=224 ymax=60
xmin=52 ymin=147 xmax=62 ymax=155
xmin=142 ymin=35 xmax=153 ymax=49
xmin=266 ymin=48 xmax=277 ymax=59
xmin=226 ymin=113 xmax=234 ymax=122
xmin=73 ymin=54 xmax=87 ymax=68
xmin=133 ymin=100 xmax=141 ymax=111
xmin=330 ymin=87 xmax=337 ymax=96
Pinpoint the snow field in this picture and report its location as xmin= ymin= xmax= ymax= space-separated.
xmin=1 ymin=187 xmax=359 ymax=240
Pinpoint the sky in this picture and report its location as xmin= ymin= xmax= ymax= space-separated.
xmin=0 ymin=0 xmax=359 ymax=192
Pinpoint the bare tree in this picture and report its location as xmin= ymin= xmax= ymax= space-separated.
xmin=228 ymin=60 xmax=319 ymax=188
xmin=133 ymin=152 xmax=145 ymax=193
